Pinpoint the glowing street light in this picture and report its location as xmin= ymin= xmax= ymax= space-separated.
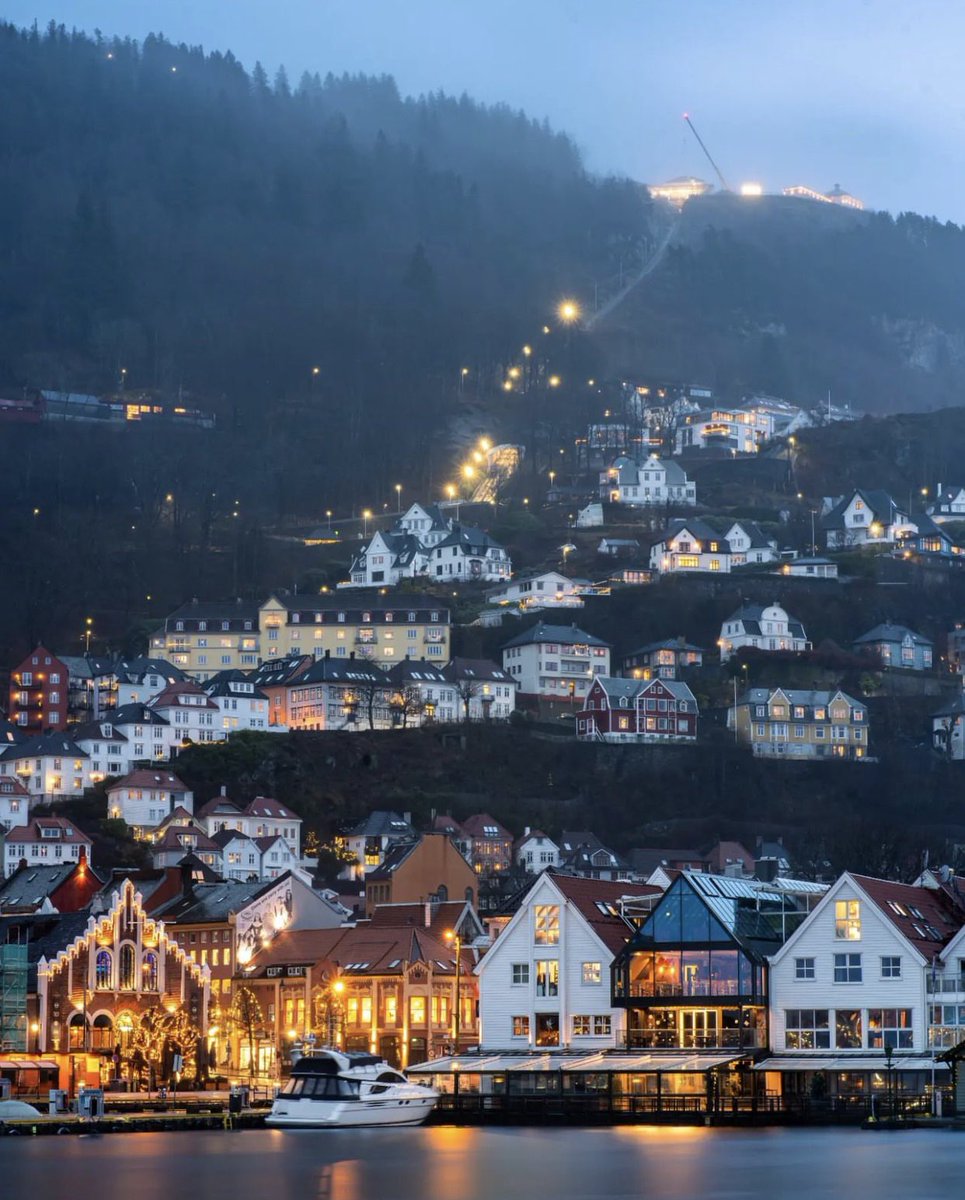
xmin=522 ymin=344 xmax=532 ymax=357
xmin=395 ymin=483 xmax=402 ymax=513
xmin=444 ymin=930 xmax=462 ymax=1049
xmin=558 ymin=299 xmax=581 ymax=324
xmin=479 ymin=437 xmax=492 ymax=452
xmin=311 ymin=366 xmax=320 ymax=376
xmin=548 ymin=375 xmax=561 ymax=388
xmin=83 ymin=617 xmax=93 ymax=654
xmin=362 ymin=509 xmax=372 ymax=537
xmin=508 ymin=366 xmax=521 ymax=380
xmin=502 ymin=380 xmax=513 ymax=391
xmin=462 ymin=464 xmax=475 ymax=480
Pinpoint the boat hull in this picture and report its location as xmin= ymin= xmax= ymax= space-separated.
xmin=267 ymin=1094 xmax=437 ymax=1129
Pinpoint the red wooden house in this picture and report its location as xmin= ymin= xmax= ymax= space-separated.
xmin=576 ymin=676 xmax=698 ymax=743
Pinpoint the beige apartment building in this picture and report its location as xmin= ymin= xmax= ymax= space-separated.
xmin=728 ymin=686 xmax=869 ymax=760
xmin=150 ymin=594 xmax=451 ymax=680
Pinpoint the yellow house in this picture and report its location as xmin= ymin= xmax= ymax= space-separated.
xmin=729 ymin=686 xmax=869 ymax=760
xmin=151 ymin=594 xmax=451 ymax=681
xmin=256 ymin=593 xmax=450 ymax=666
xmin=149 ymin=600 xmax=261 ymax=679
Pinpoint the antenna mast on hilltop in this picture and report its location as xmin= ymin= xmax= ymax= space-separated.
xmin=683 ymin=113 xmax=731 ymax=193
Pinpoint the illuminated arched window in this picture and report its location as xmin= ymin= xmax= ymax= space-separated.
xmin=119 ymin=943 xmax=137 ymax=990
xmin=116 ymin=1011 xmax=135 ymax=1051
xmin=91 ymin=1013 xmax=113 ymax=1051
xmin=142 ymin=951 xmax=159 ymax=992
xmin=68 ymin=1012 xmax=87 ymax=1050
xmin=95 ymin=949 xmax=113 ymax=990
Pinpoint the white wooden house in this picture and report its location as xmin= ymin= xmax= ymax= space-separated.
xmin=475 ymin=870 xmax=660 ymax=1051
xmin=766 ymin=873 xmax=962 ymax=1094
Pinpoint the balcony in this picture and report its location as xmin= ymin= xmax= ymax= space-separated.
xmin=926 ymin=975 xmax=965 ymax=994
xmin=627 ymin=1028 xmax=765 ymax=1050
xmin=628 ymin=979 xmax=743 ymax=999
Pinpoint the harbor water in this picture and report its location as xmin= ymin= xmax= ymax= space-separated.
xmin=2 ymin=1125 xmax=963 ymax=1200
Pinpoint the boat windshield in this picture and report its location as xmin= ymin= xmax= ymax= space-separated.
xmin=280 ymin=1076 xmax=360 ymax=1099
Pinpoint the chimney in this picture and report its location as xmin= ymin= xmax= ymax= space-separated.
xmin=524 ymin=826 xmax=531 ymax=838
xmin=425 ymin=901 xmax=432 ymax=927
xmin=220 ymin=784 xmax=227 ymax=797
xmin=179 ymin=859 xmax=196 ymax=898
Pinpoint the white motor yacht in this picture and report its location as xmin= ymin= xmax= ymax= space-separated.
xmin=266 ymin=1049 xmax=439 ymax=1128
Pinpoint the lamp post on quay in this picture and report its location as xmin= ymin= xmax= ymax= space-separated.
xmin=445 ymin=930 xmax=462 ymax=1052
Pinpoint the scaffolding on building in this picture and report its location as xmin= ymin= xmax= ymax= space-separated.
xmin=0 ymin=943 xmax=28 ymax=1052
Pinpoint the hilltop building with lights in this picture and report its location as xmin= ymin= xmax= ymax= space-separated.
xmin=346 ymin=503 xmax=511 ymax=589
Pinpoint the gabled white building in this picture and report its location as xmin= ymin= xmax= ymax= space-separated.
xmin=0 ymin=732 xmax=91 ymax=801
xmin=718 ymin=602 xmax=810 ymax=663
xmin=725 ymin=522 xmax=779 ymax=565
xmin=195 ymin=789 xmax=302 ymax=859
xmin=821 ymin=490 xmax=915 ymax=549
xmin=3 ymin=816 xmax=94 ymax=878
xmin=927 ymin=485 xmax=965 ymax=522
xmin=109 ymin=703 xmax=177 ymax=765
xmin=0 ymin=778 xmax=30 ymax=833
xmin=106 ymin=769 xmax=194 ymax=838
xmin=347 ymin=502 xmax=511 ymax=588
xmin=515 ymin=829 xmax=560 ymax=873
xmin=767 ymin=872 xmax=963 ymax=1077
xmin=203 ymin=676 xmax=275 ymax=733
xmin=427 ymin=525 xmax=511 ymax=583
xmin=113 ymin=657 xmax=189 ymax=706
xmin=72 ymin=719 xmax=132 ymax=782
xmin=486 ymin=571 xmax=587 ymax=611
xmin=476 ymin=870 xmax=660 ymax=1050
xmin=649 ymin=519 xmax=733 ymax=575
xmin=600 ymin=454 xmax=696 ymax=506
xmin=441 ymin=658 xmax=517 ymax=720
xmin=149 ymin=680 xmax=223 ymax=744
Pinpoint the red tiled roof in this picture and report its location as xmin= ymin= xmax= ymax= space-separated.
xmin=852 ymin=874 xmax=964 ymax=959
xmin=242 ymin=796 xmax=300 ymax=820
xmin=7 ymin=817 xmax=93 ymax=846
xmin=108 ymin=769 xmax=189 ymax=792
xmin=550 ymin=871 xmax=663 ymax=954
xmin=195 ymin=796 xmax=243 ymax=819
xmin=245 ymin=922 xmax=465 ymax=977
xmin=152 ymin=825 xmax=220 ymax=852
xmin=460 ymin=812 xmax=512 ymax=840
xmin=0 ymin=778 xmax=31 ymax=797
xmin=150 ymin=681 xmax=219 ymax=709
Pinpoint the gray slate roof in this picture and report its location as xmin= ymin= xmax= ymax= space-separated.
xmin=500 ymin=621 xmax=611 ymax=650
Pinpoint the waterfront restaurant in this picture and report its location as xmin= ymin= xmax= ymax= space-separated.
xmin=407 ymin=1050 xmax=758 ymax=1116
xmin=413 ymin=874 xmax=822 ymax=1115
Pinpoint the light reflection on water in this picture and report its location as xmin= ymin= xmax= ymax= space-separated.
xmin=3 ymin=1126 xmax=963 ymax=1200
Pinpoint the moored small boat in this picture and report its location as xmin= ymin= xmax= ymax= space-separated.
xmin=266 ymin=1049 xmax=439 ymax=1129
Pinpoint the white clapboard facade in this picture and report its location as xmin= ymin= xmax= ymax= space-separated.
xmin=476 ymin=870 xmax=660 ymax=1052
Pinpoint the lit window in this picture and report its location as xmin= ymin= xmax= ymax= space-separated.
xmin=534 ymin=905 xmax=559 ymax=945
xmin=834 ymin=899 xmax=861 ymax=940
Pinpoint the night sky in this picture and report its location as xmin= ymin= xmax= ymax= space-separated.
xmin=4 ymin=0 xmax=963 ymax=221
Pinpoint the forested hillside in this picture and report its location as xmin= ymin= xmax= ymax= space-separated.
xmin=0 ymin=20 xmax=648 ymax=501
xmin=601 ymin=192 xmax=965 ymax=412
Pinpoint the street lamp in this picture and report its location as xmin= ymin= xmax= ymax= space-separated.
xmin=362 ymin=509 xmax=372 ymax=538
xmin=326 ymin=978 xmax=345 ymax=1048
xmin=548 ymin=470 xmax=556 ymax=489
xmin=83 ymin=617 xmax=93 ymax=655
xmin=558 ymin=300 xmax=581 ymax=325
xmin=445 ymin=930 xmax=462 ymax=1050
xmin=395 ymin=484 xmax=402 ymax=514
xmin=326 ymin=509 xmax=333 ymax=532
xmin=560 ymin=542 xmax=576 ymax=571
